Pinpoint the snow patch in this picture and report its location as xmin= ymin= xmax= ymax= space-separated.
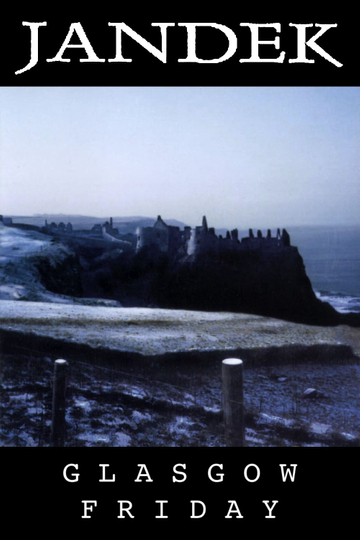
xmin=114 ymin=432 xmax=132 ymax=446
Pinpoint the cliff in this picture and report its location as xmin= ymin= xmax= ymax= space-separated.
xmin=144 ymin=245 xmax=343 ymax=326
xmin=2 ymin=221 xmax=358 ymax=327
xmin=133 ymin=216 xmax=360 ymax=326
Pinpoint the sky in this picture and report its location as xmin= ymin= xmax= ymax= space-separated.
xmin=0 ymin=86 xmax=359 ymax=229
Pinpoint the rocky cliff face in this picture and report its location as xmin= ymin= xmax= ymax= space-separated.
xmin=72 ymin=238 xmax=359 ymax=326
xmin=33 ymin=250 xmax=83 ymax=298
xmin=3 ymin=222 xmax=356 ymax=326
xmin=145 ymin=245 xmax=341 ymax=326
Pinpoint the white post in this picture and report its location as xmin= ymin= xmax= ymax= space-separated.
xmin=222 ymin=358 xmax=245 ymax=447
xmin=51 ymin=359 xmax=68 ymax=447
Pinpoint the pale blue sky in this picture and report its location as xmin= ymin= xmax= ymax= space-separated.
xmin=1 ymin=86 xmax=359 ymax=229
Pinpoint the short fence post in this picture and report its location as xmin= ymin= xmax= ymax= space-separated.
xmin=51 ymin=359 xmax=68 ymax=447
xmin=222 ymin=358 xmax=245 ymax=447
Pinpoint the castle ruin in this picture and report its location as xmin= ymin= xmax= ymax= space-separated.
xmin=136 ymin=215 xmax=190 ymax=256
xmin=136 ymin=215 xmax=291 ymax=258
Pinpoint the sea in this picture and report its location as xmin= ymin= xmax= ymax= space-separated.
xmin=287 ymin=225 xmax=360 ymax=314
xmin=236 ymin=224 xmax=360 ymax=314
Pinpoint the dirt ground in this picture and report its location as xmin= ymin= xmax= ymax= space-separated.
xmin=1 ymin=300 xmax=359 ymax=447
xmin=0 ymin=348 xmax=358 ymax=447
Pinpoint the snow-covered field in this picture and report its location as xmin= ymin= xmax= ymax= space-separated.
xmin=0 ymin=222 xmax=72 ymax=303
xmin=0 ymin=223 xmax=120 ymax=306
xmin=1 ymin=298 xmax=359 ymax=447
xmin=2 ymin=299 xmax=360 ymax=357
xmin=1 ymin=347 xmax=358 ymax=447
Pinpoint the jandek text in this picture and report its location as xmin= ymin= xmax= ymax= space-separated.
xmin=15 ymin=21 xmax=343 ymax=75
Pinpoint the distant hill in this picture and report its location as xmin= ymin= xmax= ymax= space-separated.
xmin=10 ymin=214 xmax=189 ymax=233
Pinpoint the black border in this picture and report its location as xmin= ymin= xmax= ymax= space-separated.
xmin=2 ymin=10 xmax=359 ymax=86
xmin=1 ymin=7 xmax=359 ymax=534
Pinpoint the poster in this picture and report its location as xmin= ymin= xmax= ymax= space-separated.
xmin=1 ymin=7 xmax=358 ymax=534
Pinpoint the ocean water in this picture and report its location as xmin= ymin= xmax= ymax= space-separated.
xmin=289 ymin=225 xmax=360 ymax=314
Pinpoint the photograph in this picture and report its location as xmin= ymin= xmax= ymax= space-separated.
xmin=0 ymin=85 xmax=359 ymax=451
